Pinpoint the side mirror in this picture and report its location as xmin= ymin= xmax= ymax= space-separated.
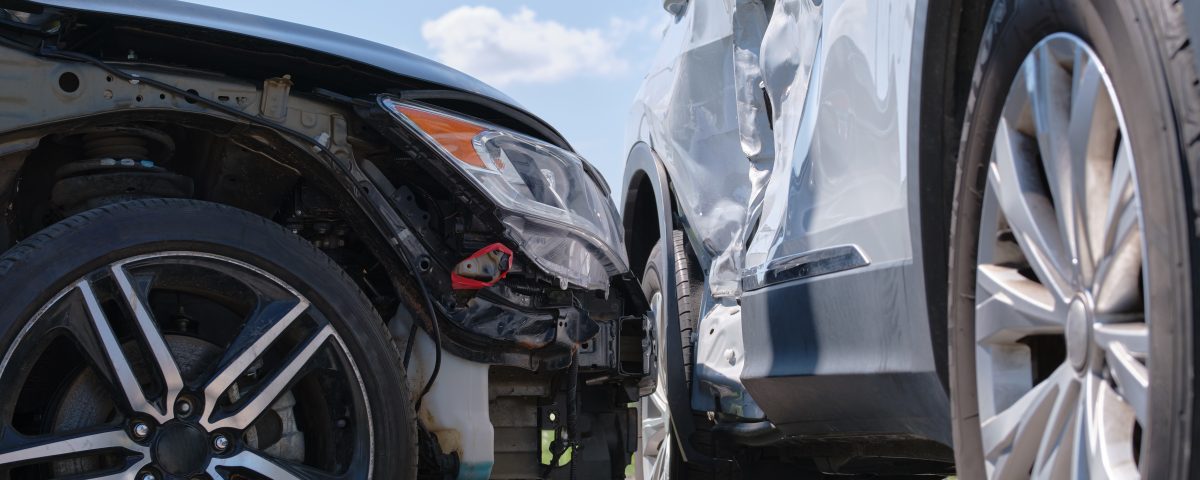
xmin=663 ymin=0 xmax=688 ymax=15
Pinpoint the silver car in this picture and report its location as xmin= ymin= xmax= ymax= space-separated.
xmin=623 ymin=0 xmax=1200 ymax=478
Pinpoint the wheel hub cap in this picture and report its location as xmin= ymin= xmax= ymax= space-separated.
xmin=1066 ymin=295 xmax=1092 ymax=370
xmin=153 ymin=422 xmax=210 ymax=476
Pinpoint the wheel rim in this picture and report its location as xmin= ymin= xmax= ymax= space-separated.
xmin=638 ymin=291 xmax=671 ymax=480
xmin=974 ymin=33 xmax=1146 ymax=478
xmin=0 ymin=251 xmax=373 ymax=479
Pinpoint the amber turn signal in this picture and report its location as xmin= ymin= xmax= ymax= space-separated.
xmin=390 ymin=104 xmax=488 ymax=168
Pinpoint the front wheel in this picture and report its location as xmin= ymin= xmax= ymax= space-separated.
xmin=0 ymin=199 xmax=417 ymax=479
xmin=949 ymin=0 xmax=1200 ymax=478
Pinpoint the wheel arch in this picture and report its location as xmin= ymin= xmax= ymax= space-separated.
xmin=0 ymin=110 xmax=429 ymax=327
xmin=623 ymin=142 xmax=699 ymax=281
xmin=622 ymin=163 xmax=660 ymax=281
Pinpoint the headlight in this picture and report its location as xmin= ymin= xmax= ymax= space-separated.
xmin=379 ymin=96 xmax=627 ymax=292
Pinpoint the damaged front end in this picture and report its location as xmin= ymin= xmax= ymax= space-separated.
xmin=0 ymin=1 xmax=651 ymax=477
xmin=361 ymin=95 xmax=647 ymax=371
xmin=356 ymin=96 xmax=652 ymax=477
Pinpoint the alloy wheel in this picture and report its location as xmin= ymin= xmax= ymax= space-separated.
xmin=974 ymin=33 xmax=1147 ymax=478
xmin=0 ymin=251 xmax=372 ymax=479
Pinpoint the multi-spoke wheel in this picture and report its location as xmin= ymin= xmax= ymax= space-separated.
xmin=951 ymin=0 xmax=1200 ymax=477
xmin=636 ymin=231 xmax=699 ymax=480
xmin=973 ymin=33 xmax=1144 ymax=478
xmin=0 ymin=199 xmax=416 ymax=479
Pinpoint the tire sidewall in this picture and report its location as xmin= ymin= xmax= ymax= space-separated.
xmin=638 ymin=239 xmax=690 ymax=479
xmin=0 ymin=199 xmax=416 ymax=478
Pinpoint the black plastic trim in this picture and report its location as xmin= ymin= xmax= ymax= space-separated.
xmin=741 ymin=244 xmax=869 ymax=291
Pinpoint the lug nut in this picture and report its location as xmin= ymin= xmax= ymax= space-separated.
xmin=212 ymin=434 xmax=230 ymax=452
xmin=132 ymin=422 xmax=150 ymax=439
xmin=138 ymin=472 xmax=157 ymax=480
xmin=176 ymin=399 xmax=192 ymax=417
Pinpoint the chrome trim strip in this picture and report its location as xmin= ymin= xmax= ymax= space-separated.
xmin=741 ymin=245 xmax=870 ymax=291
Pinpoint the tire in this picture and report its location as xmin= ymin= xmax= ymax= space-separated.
xmin=0 ymin=199 xmax=417 ymax=479
xmin=645 ymin=230 xmax=701 ymax=388
xmin=638 ymin=230 xmax=702 ymax=480
xmin=948 ymin=0 xmax=1200 ymax=477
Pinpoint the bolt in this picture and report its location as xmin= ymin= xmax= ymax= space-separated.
xmin=138 ymin=472 xmax=157 ymax=480
xmin=132 ymin=422 xmax=150 ymax=439
xmin=212 ymin=434 xmax=230 ymax=452
xmin=176 ymin=399 xmax=193 ymax=417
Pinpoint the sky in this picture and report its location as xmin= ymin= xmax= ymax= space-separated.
xmin=182 ymin=0 xmax=669 ymax=199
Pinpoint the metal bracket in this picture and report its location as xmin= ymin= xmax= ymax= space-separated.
xmin=259 ymin=75 xmax=292 ymax=121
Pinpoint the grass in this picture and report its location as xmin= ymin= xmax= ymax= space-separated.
xmin=541 ymin=429 xmax=635 ymax=477
xmin=539 ymin=429 xmax=572 ymax=467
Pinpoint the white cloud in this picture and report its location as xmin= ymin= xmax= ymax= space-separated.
xmin=421 ymin=6 xmax=638 ymax=87
xmin=606 ymin=15 xmax=652 ymax=42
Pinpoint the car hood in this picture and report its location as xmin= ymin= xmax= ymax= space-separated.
xmin=27 ymin=0 xmax=520 ymax=107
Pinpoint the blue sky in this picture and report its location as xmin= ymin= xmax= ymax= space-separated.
xmin=183 ymin=0 xmax=668 ymax=199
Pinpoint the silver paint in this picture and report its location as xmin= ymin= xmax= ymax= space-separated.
xmin=625 ymin=0 xmax=931 ymax=417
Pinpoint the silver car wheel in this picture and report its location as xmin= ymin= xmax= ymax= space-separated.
xmin=638 ymin=291 xmax=671 ymax=480
xmin=974 ymin=33 xmax=1146 ymax=478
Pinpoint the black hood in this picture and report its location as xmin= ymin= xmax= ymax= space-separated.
xmin=25 ymin=0 xmax=520 ymax=107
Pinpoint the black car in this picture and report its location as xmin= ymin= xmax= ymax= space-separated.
xmin=0 ymin=2 xmax=647 ymax=479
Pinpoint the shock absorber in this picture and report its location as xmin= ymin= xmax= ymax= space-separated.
xmin=50 ymin=126 xmax=193 ymax=215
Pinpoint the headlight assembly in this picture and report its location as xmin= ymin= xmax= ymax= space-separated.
xmin=379 ymin=96 xmax=627 ymax=292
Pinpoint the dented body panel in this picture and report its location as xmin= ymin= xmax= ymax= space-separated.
xmin=622 ymin=0 xmax=953 ymax=467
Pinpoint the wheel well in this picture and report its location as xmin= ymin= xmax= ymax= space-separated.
xmin=918 ymin=0 xmax=995 ymax=390
xmin=623 ymin=170 xmax=660 ymax=280
xmin=0 ymin=115 xmax=422 ymax=322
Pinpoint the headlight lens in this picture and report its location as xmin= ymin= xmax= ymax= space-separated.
xmin=380 ymin=97 xmax=627 ymax=291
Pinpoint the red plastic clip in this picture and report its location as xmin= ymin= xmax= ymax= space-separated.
xmin=451 ymin=243 xmax=514 ymax=290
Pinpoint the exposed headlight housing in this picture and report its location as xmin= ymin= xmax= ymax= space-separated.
xmin=379 ymin=96 xmax=627 ymax=292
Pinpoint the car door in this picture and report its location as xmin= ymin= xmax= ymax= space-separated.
xmin=741 ymin=0 xmax=939 ymax=385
